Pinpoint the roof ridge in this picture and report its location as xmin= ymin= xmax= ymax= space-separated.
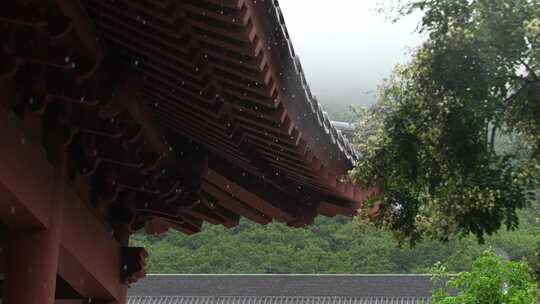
xmin=128 ymin=296 xmax=432 ymax=299
xmin=143 ymin=274 xmax=434 ymax=277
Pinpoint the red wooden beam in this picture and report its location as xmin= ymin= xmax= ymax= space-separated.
xmin=201 ymin=179 xmax=271 ymax=225
xmin=3 ymin=160 xmax=64 ymax=304
xmin=0 ymin=106 xmax=125 ymax=302
xmin=205 ymin=169 xmax=296 ymax=223
xmin=59 ymin=186 xmax=123 ymax=300
xmin=0 ymin=107 xmax=56 ymax=230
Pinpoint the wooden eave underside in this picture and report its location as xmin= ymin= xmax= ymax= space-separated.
xmin=78 ymin=0 xmax=372 ymax=228
xmin=0 ymin=0 xmax=374 ymax=237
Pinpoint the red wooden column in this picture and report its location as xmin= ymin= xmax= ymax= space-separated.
xmin=108 ymin=224 xmax=130 ymax=304
xmin=113 ymin=278 xmax=128 ymax=304
xmin=2 ymin=157 xmax=66 ymax=304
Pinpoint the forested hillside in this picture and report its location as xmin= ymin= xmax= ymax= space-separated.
xmin=131 ymin=212 xmax=538 ymax=274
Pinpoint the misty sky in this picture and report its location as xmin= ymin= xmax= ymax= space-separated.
xmin=278 ymin=0 xmax=424 ymax=110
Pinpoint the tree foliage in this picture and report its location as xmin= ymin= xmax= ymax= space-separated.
xmin=130 ymin=216 xmax=538 ymax=274
xmin=351 ymin=0 xmax=540 ymax=244
xmin=431 ymin=250 xmax=539 ymax=303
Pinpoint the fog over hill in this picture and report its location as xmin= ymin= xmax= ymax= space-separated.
xmin=278 ymin=0 xmax=423 ymax=116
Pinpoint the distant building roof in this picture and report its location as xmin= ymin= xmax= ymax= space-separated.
xmin=331 ymin=121 xmax=357 ymax=138
xmin=128 ymin=274 xmax=436 ymax=304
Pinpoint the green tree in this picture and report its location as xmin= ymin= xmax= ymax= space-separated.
xmin=351 ymin=0 xmax=540 ymax=244
xmin=130 ymin=216 xmax=538 ymax=274
xmin=431 ymin=250 xmax=539 ymax=303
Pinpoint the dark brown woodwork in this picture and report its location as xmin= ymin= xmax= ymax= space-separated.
xmin=0 ymin=0 xmax=372 ymax=302
xmin=3 ymin=156 xmax=65 ymax=304
xmin=121 ymin=247 xmax=148 ymax=285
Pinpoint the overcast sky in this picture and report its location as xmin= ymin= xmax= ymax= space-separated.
xmin=278 ymin=0 xmax=423 ymax=110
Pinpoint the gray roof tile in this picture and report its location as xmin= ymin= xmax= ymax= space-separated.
xmin=128 ymin=296 xmax=430 ymax=304
xmin=128 ymin=275 xmax=437 ymax=302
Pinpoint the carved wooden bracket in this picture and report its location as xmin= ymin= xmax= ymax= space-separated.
xmin=121 ymin=246 xmax=148 ymax=285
